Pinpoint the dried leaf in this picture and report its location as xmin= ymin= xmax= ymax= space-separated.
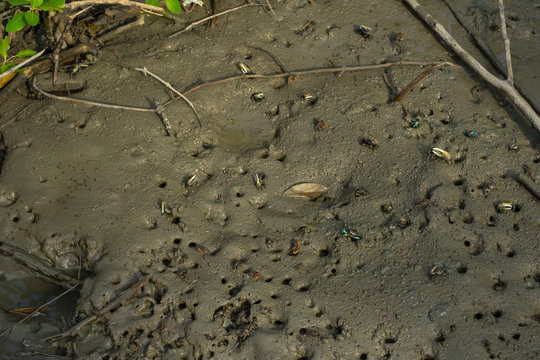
xmin=1 ymin=305 xmax=50 ymax=316
xmin=283 ymin=182 xmax=327 ymax=200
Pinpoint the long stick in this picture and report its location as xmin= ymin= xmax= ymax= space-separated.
xmin=0 ymin=49 xmax=45 ymax=80
xmin=135 ymin=67 xmax=202 ymax=128
xmin=401 ymin=0 xmax=540 ymax=133
xmin=498 ymin=0 xmax=513 ymax=85
xmin=162 ymin=60 xmax=454 ymax=107
xmin=32 ymin=77 xmax=156 ymax=113
xmin=392 ymin=62 xmax=451 ymax=102
xmin=441 ymin=0 xmax=540 ymax=115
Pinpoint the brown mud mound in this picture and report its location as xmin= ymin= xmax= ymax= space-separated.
xmin=1 ymin=0 xmax=539 ymax=359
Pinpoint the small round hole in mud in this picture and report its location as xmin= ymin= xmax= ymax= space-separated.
xmin=281 ymin=278 xmax=291 ymax=285
xmin=456 ymin=265 xmax=468 ymax=274
xmin=298 ymin=285 xmax=310 ymax=292
xmin=492 ymin=278 xmax=507 ymax=291
xmin=512 ymin=333 xmax=520 ymax=340
xmin=474 ymin=312 xmax=483 ymax=320
xmin=159 ymin=182 xmax=167 ymax=188
xmin=173 ymin=238 xmax=181 ymax=244
xmin=492 ymin=310 xmax=503 ymax=318
xmin=274 ymin=319 xmax=285 ymax=327
xmin=319 ymin=249 xmax=329 ymax=257
xmin=384 ymin=337 xmax=396 ymax=344
xmin=178 ymin=302 xmax=187 ymax=309
xmin=359 ymin=354 xmax=368 ymax=360
xmin=513 ymin=223 xmax=519 ymax=231
xmin=453 ymin=180 xmax=463 ymax=186
xmin=188 ymin=242 xmax=196 ymax=248
xmin=464 ymin=240 xmax=471 ymax=247
xmin=299 ymin=328 xmax=307 ymax=335
xmin=162 ymin=258 xmax=171 ymax=266
xmin=271 ymin=294 xmax=279 ymax=299
xmin=435 ymin=332 xmax=446 ymax=342
xmin=11 ymin=216 xmax=19 ymax=223
xmin=506 ymin=251 xmax=515 ymax=258
xmin=221 ymin=278 xmax=227 ymax=284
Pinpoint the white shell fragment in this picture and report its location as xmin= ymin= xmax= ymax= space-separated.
xmin=283 ymin=182 xmax=328 ymax=200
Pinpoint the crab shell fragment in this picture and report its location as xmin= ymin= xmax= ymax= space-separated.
xmin=283 ymin=182 xmax=328 ymax=200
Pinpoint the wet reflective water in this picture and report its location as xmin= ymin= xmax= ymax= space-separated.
xmin=0 ymin=258 xmax=77 ymax=358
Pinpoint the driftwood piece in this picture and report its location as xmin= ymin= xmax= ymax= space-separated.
xmin=0 ymin=241 xmax=78 ymax=288
xmin=401 ymin=0 xmax=540 ymax=133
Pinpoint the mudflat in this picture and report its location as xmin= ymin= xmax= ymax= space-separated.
xmin=1 ymin=1 xmax=539 ymax=359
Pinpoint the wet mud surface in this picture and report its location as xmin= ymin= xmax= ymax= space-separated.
xmin=1 ymin=0 xmax=540 ymax=359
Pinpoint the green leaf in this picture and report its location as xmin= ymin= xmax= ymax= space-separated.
xmin=25 ymin=11 xmax=40 ymax=26
xmin=165 ymin=0 xmax=180 ymax=14
xmin=0 ymin=36 xmax=9 ymax=61
xmin=14 ymin=68 xmax=26 ymax=73
xmin=145 ymin=0 xmax=161 ymax=7
xmin=30 ymin=0 xmax=44 ymax=9
xmin=39 ymin=0 xmax=64 ymax=11
xmin=6 ymin=12 xmax=27 ymax=33
xmin=0 ymin=63 xmax=15 ymax=73
xmin=16 ymin=49 xmax=37 ymax=58
xmin=8 ymin=0 xmax=30 ymax=6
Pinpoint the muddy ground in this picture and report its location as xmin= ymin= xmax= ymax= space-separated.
xmin=1 ymin=0 xmax=539 ymax=359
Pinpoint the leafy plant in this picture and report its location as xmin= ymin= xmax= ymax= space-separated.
xmin=145 ymin=0 xmax=181 ymax=15
xmin=0 ymin=35 xmax=37 ymax=73
xmin=5 ymin=0 xmax=65 ymax=32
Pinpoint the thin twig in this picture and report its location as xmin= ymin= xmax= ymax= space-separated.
xmin=162 ymin=60 xmax=455 ymax=107
xmin=32 ymin=77 xmax=156 ymax=113
xmin=0 ymin=49 xmax=45 ymax=80
xmin=0 ymin=282 xmax=79 ymax=339
xmin=43 ymin=275 xmax=150 ymax=342
xmin=392 ymin=62 xmax=452 ymax=102
xmin=169 ymin=2 xmax=256 ymax=38
xmin=498 ymin=0 xmax=513 ymax=85
xmin=135 ymin=67 xmax=202 ymax=128
xmin=401 ymin=0 xmax=540 ymax=133
xmin=265 ymin=0 xmax=276 ymax=17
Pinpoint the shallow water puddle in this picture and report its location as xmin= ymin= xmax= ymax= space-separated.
xmin=0 ymin=259 xmax=77 ymax=357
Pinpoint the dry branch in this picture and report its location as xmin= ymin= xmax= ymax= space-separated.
xmin=162 ymin=60 xmax=454 ymax=107
xmin=401 ymin=0 xmax=540 ymax=133
xmin=498 ymin=0 xmax=513 ymax=85
xmin=392 ymin=62 xmax=452 ymax=102
xmin=135 ymin=67 xmax=201 ymax=128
